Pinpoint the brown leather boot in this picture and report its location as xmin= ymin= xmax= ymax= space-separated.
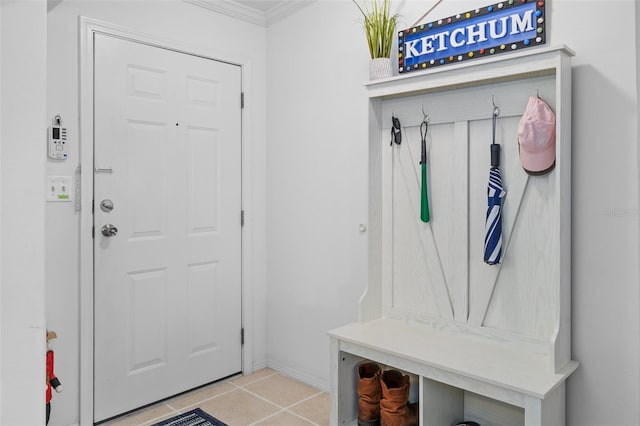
xmin=357 ymin=362 xmax=382 ymax=426
xmin=380 ymin=370 xmax=418 ymax=426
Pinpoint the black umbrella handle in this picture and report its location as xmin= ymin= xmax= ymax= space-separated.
xmin=491 ymin=101 xmax=500 ymax=167
xmin=491 ymin=143 xmax=500 ymax=167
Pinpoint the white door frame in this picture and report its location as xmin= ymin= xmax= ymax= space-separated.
xmin=79 ymin=17 xmax=254 ymax=425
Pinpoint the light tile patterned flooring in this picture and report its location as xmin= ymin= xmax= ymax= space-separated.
xmin=103 ymin=369 xmax=330 ymax=426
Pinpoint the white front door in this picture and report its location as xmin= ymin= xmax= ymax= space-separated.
xmin=93 ymin=33 xmax=242 ymax=422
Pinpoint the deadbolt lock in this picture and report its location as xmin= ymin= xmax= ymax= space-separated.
xmin=100 ymin=199 xmax=114 ymax=212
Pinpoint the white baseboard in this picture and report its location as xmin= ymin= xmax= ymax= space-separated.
xmin=267 ymin=359 xmax=329 ymax=392
xmin=252 ymin=358 xmax=268 ymax=372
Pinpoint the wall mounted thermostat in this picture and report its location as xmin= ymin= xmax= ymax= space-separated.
xmin=48 ymin=114 xmax=68 ymax=160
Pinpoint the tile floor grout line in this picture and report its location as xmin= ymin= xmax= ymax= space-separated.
xmin=224 ymin=379 xmax=244 ymax=390
xmin=240 ymin=387 xmax=325 ymax=425
xmin=124 ymin=376 xmax=251 ymax=424
xmin=137 ymin=403 xmax=182 ymax=426
xmin=165 ymin=385 xmax=293 ymax=426
xmin=249 ymin=408 xmax=321 ymax=426
xmin=247 ymin=408 xmax=286 ymax=426
xmin=164 ymin=403 xmax=182 ymax=415
xmin=139 ymin=416 xmax=166 ymax=426
xmin=137 ymin=408 xmax=180 ymax=426
xmin=159 ymin=368 xmax=281 ymax=412
xmin=280 ymin=391 xmax=326 ymax=426
xmin=239 ymin=387 xmax=288 ymax=410
xmin=232 ymin=370 xmax=280 ymax=389
xmin=283 ymin=407 xmax=321 ymax=426
xmin=136 ymin=397 xmax=223 ymax=426
xmin=238 ymin=373 xmax=324 ymax=410
xmin=283 ymin=390 xmax=325 ymax=409
xmin=165 ymin=386 xmax=242 ymax=413
xmin=103 ymin=404 xmax=181 ymax=426
xmin=147 ymin=372 xmax=283 ymax=425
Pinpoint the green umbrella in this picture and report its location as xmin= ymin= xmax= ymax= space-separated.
xmin=420 ymin=114 xmax=430 ymax=223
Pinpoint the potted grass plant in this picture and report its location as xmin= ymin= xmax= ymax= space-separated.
xmin=353 ymin=0 xmax=398 ymax=79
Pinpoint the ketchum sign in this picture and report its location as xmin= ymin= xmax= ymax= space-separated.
xmin=398 ymin=0 xmax=546 ymax=74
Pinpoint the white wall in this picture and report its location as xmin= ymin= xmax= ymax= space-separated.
xmin=46 ymin=2 xmax=267 ymax=425
xmin=42 ymin=0 xmax=640 ymax=424
xmin=0 ymin=1 xmax=47 ymax=424
xmin=265 ymin=0 xmax=371 ymax=389
xmin=550 ymin=2 xmax=639 ymax=425
xmin=267 ymin=0 xmax=640 ymax=424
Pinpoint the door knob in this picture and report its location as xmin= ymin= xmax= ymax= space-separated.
xmin=101 ymin=224 xmax=118 ymax=237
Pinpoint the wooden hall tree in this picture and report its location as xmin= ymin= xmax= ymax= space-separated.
xmin=329 ymin=45 xmax=577 ymax=426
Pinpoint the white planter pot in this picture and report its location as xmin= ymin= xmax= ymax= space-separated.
xmin=369 ymin=57 xmax=393 ymax=80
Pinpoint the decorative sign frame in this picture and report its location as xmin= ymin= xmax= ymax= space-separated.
xmin=398 ymin=0 xmax=546 ymax=74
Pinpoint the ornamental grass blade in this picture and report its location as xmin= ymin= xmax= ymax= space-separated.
xmin=353 ymin=0 xmax=398 ymax=58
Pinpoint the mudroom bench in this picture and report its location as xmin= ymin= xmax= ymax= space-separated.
xmin=329 ymin=318 xmax=578 ymax=426
xmin=329 ymin=46 xmax=577 ymax=426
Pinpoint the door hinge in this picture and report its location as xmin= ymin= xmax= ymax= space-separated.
xmin=241 ymin=210 xmax=245 ymax=227
xmin=241 ymin=328 xmax=245 ymax=345
xmin=241 ymin=92 xmax=245 ymax=109
xmin=92 ymin=226 xmax=95 ymax=239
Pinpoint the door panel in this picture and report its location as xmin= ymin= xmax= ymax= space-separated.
xmin=94 ymin=34 xmax=242 ymax=422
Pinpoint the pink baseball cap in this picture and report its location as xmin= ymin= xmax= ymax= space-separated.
xmin=517 ymin=96 xmax=556 ymax=175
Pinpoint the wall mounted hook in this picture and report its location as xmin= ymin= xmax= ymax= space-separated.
xmin=491 ymin=95 xmax=500 ymax=117
xmin=421 ymin=104 xmax=430 ymax=124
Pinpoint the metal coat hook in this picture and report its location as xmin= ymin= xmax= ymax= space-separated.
xmin=489 ymin=96 xmax=502 ymax=171
xmin=421 ymin=104 xmax=430 ymax=125
xmin=491 ymin=95 xmax=500 ymax=117
xmin=536 ymin=88 xmax=540 ymax=98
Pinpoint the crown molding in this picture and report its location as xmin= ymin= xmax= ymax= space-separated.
xmin=265 ymin=0 xmax=315 ymax=26
xmin=183 ymin=0 xmax=266 ymax=26
xmin=182 ymin=0 xmax=315 ymax=27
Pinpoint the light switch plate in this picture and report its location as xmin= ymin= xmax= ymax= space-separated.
xmin=47 ymin=176 xmax=73 ymax=202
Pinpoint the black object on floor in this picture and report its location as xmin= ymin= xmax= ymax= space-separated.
xmin=152 ymin=408 xmax=228 ymax=426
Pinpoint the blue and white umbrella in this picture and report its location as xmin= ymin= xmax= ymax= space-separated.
xmin=484 ymin=102 xmax=506 ymax=265
xmin=484 ymin=166 xmax=506 ymax=265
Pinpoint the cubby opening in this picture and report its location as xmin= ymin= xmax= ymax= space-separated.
xmin=337 ymin=352 xmax=420 ymax=425
xmin=461 ymin=391 xmax=524 ymax=426
xmin=338 ymin=351 xmax=526 ymax=426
